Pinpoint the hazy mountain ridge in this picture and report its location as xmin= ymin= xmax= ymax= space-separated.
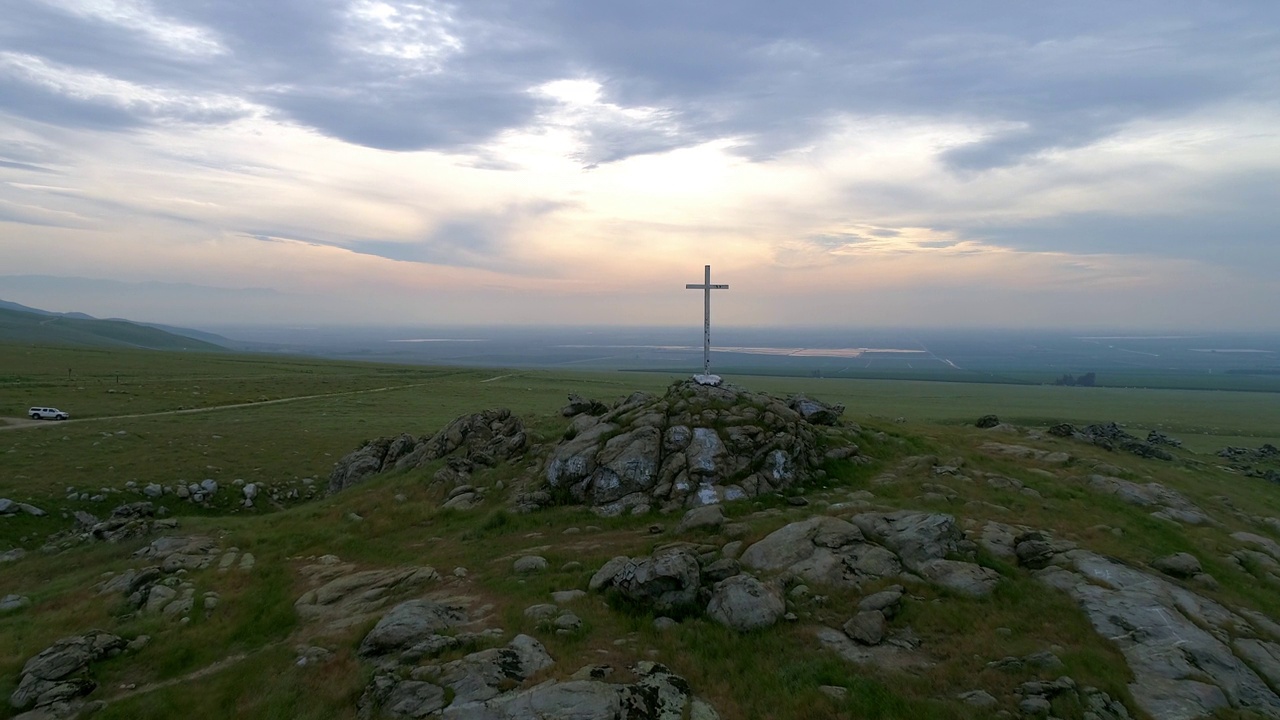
xmin=0 ymin=302 xmax=227 ymax=351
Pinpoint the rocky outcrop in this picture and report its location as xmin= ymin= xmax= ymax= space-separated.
xmin=739 ymin=511 xmax=1000 ymax=598
xmin=10 ymin=630 xmax=126 ymax=714
xmin=356 ymin=627 xmax=720 ymax=720
xmin=1080 ymin=474 xmax=1215 ymax=525
xmin=1048 ymin=421 xmax=1174 ymax=460
xmin=329 ymin=409 xmax=526 ymax=494
xmin=739 ymin=515 xmax=900 ymax=589
xmin=984 ymin=522 xmax=1280 ymax=718
xmin=294 ymin=557 xmax=440 ymax=632
xmin=543 ymin=380 xmax=852 ymax=514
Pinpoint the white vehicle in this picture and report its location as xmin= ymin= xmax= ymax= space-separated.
xmin=29 ymin=407 xmax=70 ymax=421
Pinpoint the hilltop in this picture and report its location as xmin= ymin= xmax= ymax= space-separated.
xmin=2 ymin=347 xmax=1280 ymax=719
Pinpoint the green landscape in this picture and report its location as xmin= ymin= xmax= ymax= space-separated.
xmin=3 ymin=341 xmax=1280 ymax=719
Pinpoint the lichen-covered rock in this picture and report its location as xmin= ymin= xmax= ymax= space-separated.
xmin=604 ymin=547 xmax=703 ymax=615
xmin=542 ymin=380 xmax=852 ymax=512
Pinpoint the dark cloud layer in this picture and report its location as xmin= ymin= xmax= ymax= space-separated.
xmin=4 ymin=0 xmax=1275 ymax=166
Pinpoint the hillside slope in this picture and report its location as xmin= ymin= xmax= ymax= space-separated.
xmin=0 ymin=306 xmax=225 ymax=351
xmin=2 ymin=370 xmax=1280 ymax=720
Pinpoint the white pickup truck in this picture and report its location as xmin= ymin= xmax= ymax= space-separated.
xmin=29 ymin=407 xmax=70 ymax=420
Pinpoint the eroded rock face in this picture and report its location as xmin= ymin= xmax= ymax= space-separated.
xmin=329 ymin=409 xmax=526 ymax=494
xmin=10 ymin=630 xmax=125 ymax=713
xmin=542 ymin=380 xmax=853 ymax=513
xmin=1037 ymin=549 xmax=1280 ymax=720
xmin=295 ymin=560 xmax=440 ymax=631
xmin=1082 ymin=475 xmax=1215 ymax=525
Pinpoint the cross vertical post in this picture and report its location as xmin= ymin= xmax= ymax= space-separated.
xmin=685 ymin=264 xmax=729 ymax=378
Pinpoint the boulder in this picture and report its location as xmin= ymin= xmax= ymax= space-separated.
xmin=358 ymin=599 xmax=469 ymax=658
xmin=706 ymin=574 xmax=785 ymax=632
xmin=1153 ymin=552 xmax=1203 ymax=579
xmin=676 ymin=505 xmax=726 ymax=533
xmin=975 ymin=414 xmax=1001 ymax=429
xmin=513 ymin=556 xmax=548 ymax=574
xmin=843 ymin=610 xmax=887 ymax=645
xmin=787 ymin=395 xmax=845 ymax=425
xmin=608 ymin=547 xmax=703 ymax=614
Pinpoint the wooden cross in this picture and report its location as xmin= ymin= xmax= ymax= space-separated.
xmin=685 ymin=264 xmax=729 ymax=377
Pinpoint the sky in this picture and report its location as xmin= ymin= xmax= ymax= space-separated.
xmin=0 ymin=1 xmax=1278 ymax=330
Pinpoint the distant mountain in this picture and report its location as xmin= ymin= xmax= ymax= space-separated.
xmin=0 ymin=302 xmax=227 ymax=351
xmin=0 ymin=299 xmax=95 ymax=320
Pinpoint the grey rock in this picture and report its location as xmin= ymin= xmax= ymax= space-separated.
xmin=1037 ymin=549 xmax=1280 ymax=719
xmin=1153 ymin=552 xmax=1203 ymax=579
xmin=788 ymin=395 xmax=844 ymax=425
xmin=10 ymin=630 xmax=124 ymax=711
xmin=524 ymin=604 xmax=559 ymax=620
xmin=588 ymin=556 xmax=631 ymax=592
xmin=608 ymin=547 xmax=702 ymax=614
xmin=851 ymin=511 xmax=964 ymax=570
xmin=295 ymin=564 xmax=440 ymax=632
xmin=1019 ymin=695 xmax=1052 ymax=716
xmin=358 ymin=599 xmax=468 ymax=658
xmin=702 ymin=558 xmax=741 ymax=584
xmin=957 ymin=689 xmax=998 ymax=708
xmin=553 ymin=613 xmax=583 ymax=631
xmin=842 ymin=610 xmax=886 ymax=645
xmin=440 ymin=661 xmax=715 ymax=720
xmin=433 ymin=634 xmax=555 ymax=704
xmin=143 ymin=483 xmax=163 ymax=498
xmin=543 ymin=380 xmax=831 ymax=510
xmin=1 ymin=548 xmax=27 ymax=563
xmin=551 ymin=590 xmax=586 ymax=604
xmin=739 ymin=515 xmax=900 ymax=589
xmin=915 ymin=559 xmax=1001 ymax=597
xmin=858 ymin=586 xmax=905 ymax=618
xmin=706 ymin=574 xmax=785 ymax=632
xmin=1 ymin=594 xmax=31 ymax=613
xmin=676 ymin=504 xmax=726 ymax=533
xmin=513 ymin=556 xmax=548 ymax=574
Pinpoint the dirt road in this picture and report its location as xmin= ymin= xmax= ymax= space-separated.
xmin=0 ymin=381 xmax=438 ymax=432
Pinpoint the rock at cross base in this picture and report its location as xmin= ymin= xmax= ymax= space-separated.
xmin=542 ymin=379 xmax=848 ymax=513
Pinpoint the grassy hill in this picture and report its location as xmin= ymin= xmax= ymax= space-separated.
xmin=0 ymin=306 xmax=225 ymax=351
xmin=1 ymin=345 xmax=1279 ymax=719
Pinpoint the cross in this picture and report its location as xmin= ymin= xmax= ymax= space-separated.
xmin=685 ymin=264 xmax=729 ymax=378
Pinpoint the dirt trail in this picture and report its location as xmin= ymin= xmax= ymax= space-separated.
xmin=0 ymin=381 xmax=435 ymax=432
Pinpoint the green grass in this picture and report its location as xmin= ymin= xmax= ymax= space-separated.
xmin=2 ymin=342 xmax=1280 ymax=719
